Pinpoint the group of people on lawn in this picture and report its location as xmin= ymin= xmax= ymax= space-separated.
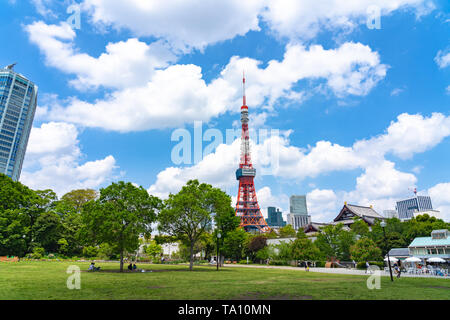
xmin=88 ymin=261 xmax=140 ymax=272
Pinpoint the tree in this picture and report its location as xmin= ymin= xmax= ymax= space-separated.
xmin=55 ymin=189 xmax=97 ymax=257
xmin=0 ymin=209 xmax=28 ymax=257
xmin=244 ymin=235 xmax=267 ymax=261
xmin=278 ymin=224 xmax=296 ymax=238
xmin=81 ymin=181 xmax=160 ymax=272
xmin=0 ymin=174 xmax=46 ymax=253
xmin=60 ymin=189 xmax=98 ymax=213
xmin=291 ymin=237 xmax=322 ymax=262
xmin=158 ymin=180 xmax=229 ymax=271
xmin=274 ymin=241 xmax=293 ymax=262
xmin=350 ymin=219 xmax=370 ymax=238
xmin=315 ymin=224 xmax=355 ymax=260
xmin=350 ymin=238 xmax=382 ymax=262
xmin=34 ymin=211 xmax=63 ymax=253
xmin=145 ymin=241 xmax=163 ymax=260
xmin=0 ymin=173 xmax=35 ymax=211
xmin=222 ymin=228 xmax=248 ymax=261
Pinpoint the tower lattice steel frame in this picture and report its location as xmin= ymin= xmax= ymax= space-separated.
xmin=235 ymin=75 xmax=270 ymax=233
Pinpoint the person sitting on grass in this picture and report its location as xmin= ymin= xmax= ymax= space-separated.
xmin=128 ymin=263 xmax=133 ymax=271
xmin=133 ymin=263 xmax=137 ymax=270
xmin=88 ymin=262 xmax=100 ymax=271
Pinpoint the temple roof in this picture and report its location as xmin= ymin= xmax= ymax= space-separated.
xmin=334 ymin=204 xmax=385 ymax=223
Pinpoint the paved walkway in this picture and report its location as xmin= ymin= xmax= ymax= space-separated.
xmin=223 ymin=264 xmax=450 ymax=279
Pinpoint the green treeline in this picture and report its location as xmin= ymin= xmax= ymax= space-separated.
xmin=1 ymin=173 xmax=448 ymax=271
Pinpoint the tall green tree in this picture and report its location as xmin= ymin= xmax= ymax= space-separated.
xmin=315 ymin=224 xmax=355 ymax=261
xmin=34 ymin=211 xmax=63 ymax=253
xmin=350 ymin=218 xmax=370 ymax=238
xmin=278 ymin=224 xmax=296 ymax=238
xmin=55 ymin=189 xmax=97 ymax=256
xmin=291 ymin=237 xmax=322 ymax=262
xmin=350 ymin=238 xmax=382 ymax=262
xmin=60 ymin=189 xmax=98 ymax=213
xmin=158 ymin=180 xmax=230 ymax=271
xmin=0 ymin=209 xmax=28 ymax=256
xmin=145 ymin=240 xmax=163 ymax=260
xmin=221 ymin=228 xmax=248 ymax=261
xmin=81 ymin=181 xmax=160 ymax=272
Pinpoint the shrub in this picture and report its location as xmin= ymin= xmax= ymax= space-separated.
xmin=268 ymin=260 xmax=290 ymax=266
xmin=47 ymin=253 xmax=55 ymax=259
xmin=31 ymin=247 xmax=45 ymax=259
xmin=82 ymin=246 xmax=98 ymax=258
xmin=315 ymin=261 xmax=326 ymax=267
xmin=196 ymin=260 xmax=208 ymax=264
xmin=238 ymin=260 xmax=248 ymax=264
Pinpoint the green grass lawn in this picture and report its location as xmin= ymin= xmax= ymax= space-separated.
xmin=0 ymin=261 xmax=449 ymax=300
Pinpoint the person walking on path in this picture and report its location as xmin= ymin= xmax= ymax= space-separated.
xmin=397 ymin=260 xmax=402 ymax=278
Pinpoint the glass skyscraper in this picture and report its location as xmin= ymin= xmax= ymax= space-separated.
xmin=267 ymin=207 xmax=286 ymax=227
xmin=0 ymin=64 xmax=37 ymax=181
xmin=287 ymin=195 xmax=311 ymax=230
xmin=396 ymin=196 xmax=433 ymax=220
xmin=290 ymin=195 xmax=308 ymax=215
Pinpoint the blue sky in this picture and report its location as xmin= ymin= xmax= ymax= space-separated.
xmin=2 ymin=0 xmax=449 ymax=222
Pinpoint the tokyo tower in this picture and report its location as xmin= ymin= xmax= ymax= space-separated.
xmin=235 ymin=75 xmax=270 ymax=233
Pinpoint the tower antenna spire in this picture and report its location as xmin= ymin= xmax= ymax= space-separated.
xmin=242 ymin=71 xmax=246 ymax=107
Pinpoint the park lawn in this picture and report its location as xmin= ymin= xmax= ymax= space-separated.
xmin=0 ymin=261 xmax=449 ymax=300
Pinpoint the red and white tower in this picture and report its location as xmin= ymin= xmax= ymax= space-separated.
xmin=235 ymin=75 xmax=270 ymax=233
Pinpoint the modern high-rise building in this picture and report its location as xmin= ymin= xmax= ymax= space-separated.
xmin=290 ymin=195 xmax=308 ymax=215
xmin=287 ymin=195 xmax=311 ymax=230
xmin=396 ymin=196 xmax=433 ymax=221
xmin=266 ymin=207 xmax=286 ymax=228
xmin=0 ymin=64 xmax=37 ymax=181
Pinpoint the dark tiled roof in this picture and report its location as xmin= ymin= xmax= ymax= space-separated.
xmin=347 ymin=204 xmax=385 ymax=219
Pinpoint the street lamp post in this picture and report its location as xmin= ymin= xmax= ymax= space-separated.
xmin=380 ymin=221 xmax=394 ymax=282
xmin=217 ymin=233 xmax=221 ymax=271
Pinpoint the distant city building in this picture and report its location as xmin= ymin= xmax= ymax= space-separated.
xmin=396 ymin=196 xmax=433 ymax=221
xmin=0 ymin=64 xmax=38 ymax=181
xmin=287 ymin=214 xmax=311 ymax=231
xmin=384 ymin=210 xmax=398 ymax=219
xmin=290 ymin=195 xmax=308 ymax=215
xmin=287 ymin=195 xmax=311 ymax=230
xmin=413 ymin=209 xmax=441 ymax=220
xmin=266 ymin=207 xmax=286 ymax=228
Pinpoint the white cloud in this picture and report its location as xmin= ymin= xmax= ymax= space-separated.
xmin=435 ymin=50 xmax=450 ymax=69
xmin=390 ymin=88 xmax=405 ymax=96
xmin=428 ymin=183 xmax=450 ymax=222
xmin=256 ymin=186 xmax=289 ymax=219
xmin=354 ymin=112 xmax=450 ymax=160
xmin=25 ymin=21 xmax=175 ymax=90
xmin=81 ymin=0 xmax=265 ymax=52
xmin=306 ymin=189 xmax=340 ymax=222
xmin=27 ymin=21 xmax=387 ymax=132
xmin=262 ymin=0 xmax=433 ymax=41
xmin=352 ymin=161 xmax=417 ymax=200
xmin=80 ymin=0 xmax=433 ymax=51
xmin=30 ymin=0 xmax=56 ymax=17
xmin=21 ymin=122 xmax=118 ymax=195
xmin=148 ymin=139 xmax=241 ymax=199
